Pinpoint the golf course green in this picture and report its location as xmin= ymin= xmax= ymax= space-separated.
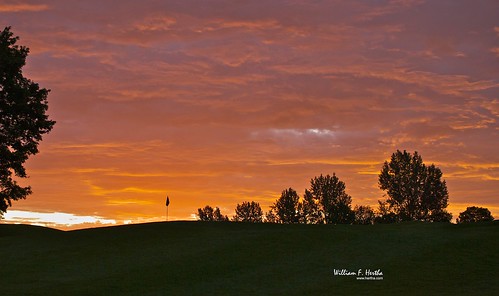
xmin=1 ymin=221 xmax=497 ymax=295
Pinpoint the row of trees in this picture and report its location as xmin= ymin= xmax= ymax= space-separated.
xmin=199 ymin=201 xmax=494 ymax=224
xmin=197 ymin=201 xmax=266 ymax=223
xmin=197 ymin=150 xmax=494 ymax=224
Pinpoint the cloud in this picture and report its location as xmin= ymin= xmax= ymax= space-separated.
xmin=0 ymin=3 xmax=48 ymax=12
xmin=133 ymin=16 xmax=177 ymax=32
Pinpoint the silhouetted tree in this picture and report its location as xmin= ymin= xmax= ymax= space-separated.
xmin=353 ymin=205 xmax=375 ymax=225
xmin=271 ymin=188 xmax=301 ymax=223
xmin=197 ymin=205 xmax=214 ymax=221
xmin=213 ymin=207 xmax=229 ymax=221
xmin=428 ymin=210 xmax=453 ymax=222
xmin=374 ymin=200 xmax=398 ymax=224
xmin=0 ymin=27 xmax=55 ymax=215
xmin=307 ymin=173 xmax=354 ymax=224
xmin=378 ymin=150 xmax=451 ymax=222
xmin=301 ymin=189 xmax=323 ymax=224
xmin=264 ymin=209 xmax=277 ymax=223
xmin=233 ymin=201 xmax=263 ymax=222
xmin=456 ymin=206 xmax=494 ymax=223
xmin=197 ymin=205 xmax=228 ymax=221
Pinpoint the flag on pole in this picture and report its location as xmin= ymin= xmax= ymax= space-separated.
xmin=165 ymin=195 xmax=170 ymax=221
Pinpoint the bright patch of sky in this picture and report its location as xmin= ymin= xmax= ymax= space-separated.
xmin=2 ymin=210 xmax=116 ymax=228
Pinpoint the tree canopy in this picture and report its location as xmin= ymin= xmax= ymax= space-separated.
xmin=271 ymin=188 xmax=301 ymax=223
xmin=456 ymin=206 xmax=494 ymax=223
xmin=301 ymin=189 xmax=322 ymax=224
xmin=0 ymin=27 xmax=55 ymax=214
xmin=233 ymin=201 xmax=263 ymax=223
xmin=353 ymin=205 xmax=375 ymax=225
xmin=306 ymin=173 xmax=354 ymax=224
xmin=378 ymin=150 xmax=451 ymax=222
xmin=197 ymin=205 xmax=229 ymax=222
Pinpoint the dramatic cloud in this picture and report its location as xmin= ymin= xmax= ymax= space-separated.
xmin=1 ymin=0 xmax=497 ymax=228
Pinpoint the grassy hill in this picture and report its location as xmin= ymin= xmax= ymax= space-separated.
xmin=1 ymin=221 xmax=497 ymax=295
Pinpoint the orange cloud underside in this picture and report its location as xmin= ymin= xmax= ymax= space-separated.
xmin=2 ymin=0 xmax=498 ymax=228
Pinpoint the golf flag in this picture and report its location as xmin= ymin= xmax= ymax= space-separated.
xmin=166 ymin=196 xmax=170 ymax=207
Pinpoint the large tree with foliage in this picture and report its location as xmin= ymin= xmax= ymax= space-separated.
xmin=271 ymin=188 xmax=301 ymax=223
xmin=456 ymin=206 xmax=494 ymax=223
xmin=378 ymin=150 xmax=451 ymax=222
xmin=233 ymin=201 xmax=263 ymax=223
xmin=0 ymin=27 xmax=55 ymax=215
xmin=307 ymin=173 xmax=354 ymax=224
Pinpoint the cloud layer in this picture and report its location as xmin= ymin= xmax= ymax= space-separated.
xmin=1 ymin=0 xmax=498 ymax=227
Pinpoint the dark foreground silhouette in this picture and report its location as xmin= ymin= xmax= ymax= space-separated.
xmin=1 ymin=221 xmax=497 ymax=295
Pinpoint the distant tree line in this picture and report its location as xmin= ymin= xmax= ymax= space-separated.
xmin=196 ymin=150 xmax=494 ymax=224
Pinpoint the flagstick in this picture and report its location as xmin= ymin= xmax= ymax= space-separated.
xmin=165 ymin=195 xmax=170 ymax=222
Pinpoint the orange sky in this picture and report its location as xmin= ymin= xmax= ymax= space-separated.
xmin=1 ymin=0 xmax=498 ymax=229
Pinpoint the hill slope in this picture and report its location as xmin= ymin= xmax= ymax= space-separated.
xmin=1 ymin=221 xmax=497 ymax=295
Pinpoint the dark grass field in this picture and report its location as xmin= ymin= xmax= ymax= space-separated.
xmin=1 ymin=221 xmax=497 ymax=295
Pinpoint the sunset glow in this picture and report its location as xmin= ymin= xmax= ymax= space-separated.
xmin=1 ymin=0 xmax=498 ymax=229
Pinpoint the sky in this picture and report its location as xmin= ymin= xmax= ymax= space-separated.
xmin=1 ymin=0 xmax=498 ymax=229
